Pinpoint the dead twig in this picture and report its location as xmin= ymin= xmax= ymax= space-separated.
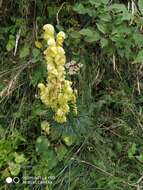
xmin=14 ymin=28 xmax=21 ymax=56
xmin=0 ymin=62 xmax=30 ymax=101
xmin=56 ymin=2 xmax=66 ymax=25
xmin=72 ymin=158 xmax=113 ymax=177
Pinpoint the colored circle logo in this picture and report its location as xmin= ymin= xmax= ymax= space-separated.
xmin=6 ymin=177 xmax=12 ymax=184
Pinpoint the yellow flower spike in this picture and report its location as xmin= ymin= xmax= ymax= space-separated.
xmin=38 ymin=24 xmax=77 ymax=123
xmin=57 ymin=31 xmax=66 ymax=39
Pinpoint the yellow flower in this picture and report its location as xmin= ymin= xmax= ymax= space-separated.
xmin=45 ymin=56 xmax=54 ymax=64
xmin=58 ymin=94 xmax=68 ymax=105
xmin=47 ymin=38 xmax=56 ymax=46
xmin=55 ymin=115 xmax=67 ymax=123
xmin=45 ymin=46 xmax=57 ymax=58
xmin=38 ymin=24 xmax=77 ymax=123
xmin=66 ymin=86 xmax=73 ymax=95
xmin=57 ymin=31 xmax=66 ymax=39
xmin=63 ymin=136 xmax=73 ymax=146
xmin=57 ymin=46 xmax=65 ymax=56
xmin=41 ymin=121 xmax=50 ymax=135
xmin=43 ymin=24 xmax=55 ymax=41
xmin=56 ymin=31 xmax=66 ymax=46
xmin=50 ymin=68 xmax=58 ymax=76
xmin=35 ymin=41 xmax=42 ymax=49
xmin=47 ymin=64 xmax=55 ymax=72
xmin=56 ymin=108 xmax=64 ymax=117
xmin=55 ymin=54 xmax=66 ymax=65
xmin=62 ymin=104 xmax=70 ymax=113
xmin=38 ymin=83 xmax=45 ymax=91
xmin=43 ymin=24 xmax=54 ymax=32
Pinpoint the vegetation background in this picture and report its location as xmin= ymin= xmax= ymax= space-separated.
xmin=1 ymin=0 xmax=143 ymax=189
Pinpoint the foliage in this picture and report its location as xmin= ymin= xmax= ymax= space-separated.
xmin=1 ymin=0 xmax=143 ymax=190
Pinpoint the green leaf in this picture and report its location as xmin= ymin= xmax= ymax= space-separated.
xmin=30 ymin=63 xmax=47 ymax=86
xmin=112 ymin=25 xmax=131 ymax=35
xmin=100 ymin=38 xmax=108 ymax=48
xmin=79 ymin=28 xmax=93 ymax=36
xmin=19 ymin=45 xmax=30 ymax=58
xmin=133 ymin=33 xmax=143 ymax=48
xmin=79 ymin=28 xmax=100 ymax=42
xmin=128 ymin=143 xmax=136 ymax=159
xmin=70 ymin=31 xmax=81 ymax=39
xmin=133 ymin=50 xmax=143 ymax=63
xmin=14 ymin=152 xmax=26 ymax=163
xmin=44 ymin=150 xmax=58 ymax=170
xmin=110 ymin=4 xmax=131 ymax=21
xmin=32 ymin=48 xmax=40 ymax=58
xmin=36 ymin=136 xmax=50 ymax=155
xmin=6 ymin=35 xmax=15 ymax=52
xmin=121 ymin=12 xmax=132 ymax=21
xmin=56 ymin=24 xmax=64 ymax=31
xmin=96 ymin=23 xmax=107 ymax=34
xmin=89 ymin=0 xmax=108 ymax=6
xmin=138 ymin=0 xmax=143 ymax=15
xmin=136 ymin=154 xmax=143 ymax=162
xmin=9 ymin=162 xmax=21 ymax=176
xmin=73 ymin=3 xmax=88 ymax=14
xmin=89 ymin=0 xmax=101 ymax=7
xmin=55 ymin=145 xmax=68 ymax=161
xmin=50 ymin=127 xmax=61 ymax=141
xmin=99 ymin=12 xmax=112 ymax=22
xmin=110 ymin=4 xmax=127 ymax=13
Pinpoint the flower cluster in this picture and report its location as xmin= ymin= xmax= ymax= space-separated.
xmin=65 ymin=60 xmax=83 ymax=75
xmin=38 ymin=24 xmax=77 ymax=123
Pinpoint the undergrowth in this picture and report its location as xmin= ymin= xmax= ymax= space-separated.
xmin=1 ymin=0 xmax=143 ymax=190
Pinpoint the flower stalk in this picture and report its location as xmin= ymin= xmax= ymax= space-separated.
xmin=38 ymin=24 xmax=77 ymax=123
